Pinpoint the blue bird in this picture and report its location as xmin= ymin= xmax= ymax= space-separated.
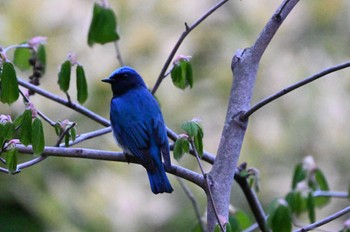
xmin=102 ymin=66 xmax=173 ymax=194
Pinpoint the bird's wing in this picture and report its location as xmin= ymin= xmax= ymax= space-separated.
xmin=115 ymin=120 xmax=156 ymax=171
xmin=152 ymin=116 xmax=171 ymax=169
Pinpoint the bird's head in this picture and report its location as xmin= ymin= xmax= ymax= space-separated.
xmin=102 ymin=66 xmax=147 ymax=96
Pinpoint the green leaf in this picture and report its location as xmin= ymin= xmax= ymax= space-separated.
xmin=307 ymin=192 xmax=316 ymax=223
xmin=291 ymin=163 xmax=307 ymax=189
xmin=313 ymin=169 xmax=330 ymax=207
xmin=5 ymin=148 xmax=18 ymax=174
xmin=70 ymin=126 xmax=76 ymax=142
xmin=194 ymin=128 xmax=204 ymax=157
xmin=0 ymin=124 xmax=4 ymax=147
xmin=54 ymin=122 xmax=62 ymax=136
xmin=181 ymin=120 xmax=202 ymax=138
xmin=2 ymin=122 xmax=15 ymax=140
xmin=13 ymin=46 xmax=32 ymax=70
xmin=64 ymin=133 xmax=70 ymax=147
xmin=13 ymin=113 xmax=24 ymax=128
xmin=171 ymin=59 xmax=193 ymax=90
xmin=230 ymin=211 xmax=252 ymax=231
xmin=37 ymin=44 xmax=46 ymax=74
xmin=76 ymin=65 xmax=88 ymax=104
xmin=285 ymin=191 xmax=307 ymax=215
xmin=173 ymin=136 xmax=190 ymax=160
xmin=57 ymin=60 xmax=71 ymax=92
xmin=19 ymin=110 xmax=32 ymax=146
xmin=226 ymin=222 xmax=232 ymax=232
xmin=87 ymin=3 xmax=120 ymax=46
xmin=0 ymin=62 xmax=19 ymax=104
xmin=31 ymin=118 xmax=45 ymax=155
xmin=267 ymin=199 xmax=292 ymax=232
xmin=181 ymin=120 xmax=203 ymax=157
xmin=214 ymin=224 xmax=221 ymax=232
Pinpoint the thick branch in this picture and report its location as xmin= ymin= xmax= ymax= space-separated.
xmin=15 ymin=145 xmax=204 ymax=188
xmin=207 ymin=0 xmax=300 ymax=231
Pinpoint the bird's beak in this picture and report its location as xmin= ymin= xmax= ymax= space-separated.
xmin=102 ymin=78 xmax=112 ymax=83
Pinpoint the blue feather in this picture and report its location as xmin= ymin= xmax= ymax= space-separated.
xmin=102 ymin=66 xmax=173 ymax=194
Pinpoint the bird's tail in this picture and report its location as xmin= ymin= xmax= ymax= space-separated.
xmin=147 ymin=166 xmax=173 ymax=194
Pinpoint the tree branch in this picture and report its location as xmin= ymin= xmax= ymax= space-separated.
xmin=177 ymin=177 xmax=206 ymax=232
xmin=241 ymin=60 xmax=350 ymax=120
xmin=234 ymin=164 xmax=268 ymax=232
xmin=15 ymin=145 xmax=205 ymax=188
xmin=18 ymin=78 xmax=110 ymax=127
xmin=293 ymin=205 xmax=350 ymax=232
xmin=151 ymin=0 xmax=229 ymax=94
xmin=207 ymin=0 xmax=300 ymax=231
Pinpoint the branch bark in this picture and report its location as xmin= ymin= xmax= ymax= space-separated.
xmin=207 ymin=0 xmax=300 ymax=231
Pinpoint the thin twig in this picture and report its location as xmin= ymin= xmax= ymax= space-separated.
xmin=151 ymin=0 xmax=229 ymax=94
xmin=15 ymin=122 xmax=77 ymax=172
xmin=313 ymin=190 xmax=349 ymax=199
xmin=293 ymin=206 xmax=350 ymax=232
xmin=113 ymin=41 xmax=125 ymax=67
xmin=234 ymin=165 xmax=268 ymax=232
xmin=61 ymin=127 xmax=112 ymax=147
xmin=177 ymin=177 xmax=206 ymax=232
xmin=18 ymin=78 xmax=110 ymax=127
xmin=189 ymin=139 xmax=225 ymax=232
xmin=18 ymin=89 xmax=56 ymax=126
xmin=241 ymin=60 xmax=350 ymax=120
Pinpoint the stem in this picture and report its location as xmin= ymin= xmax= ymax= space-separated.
xmin=293 ymin=206 xmax=350 ymax=232
xmin=242 ymin=60 xmax=350 ymax=120
xmin=18 ymin=78 xmax=110 ymax=127
xmin=114 ymin=41 xmax=125 ymax=67
xmin=190 ymin=139 xmax=225 ymax=232
xmin=177 ymin=177 xmax=206 ymax=232
xmin=151 ymin=0 xmax=229 ymax=94
xmin=234 ymin=165 xmax=268 ymax=232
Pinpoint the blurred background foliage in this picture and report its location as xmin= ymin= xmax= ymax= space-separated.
xmin=0 ymin=0 xmax=350 ymax=231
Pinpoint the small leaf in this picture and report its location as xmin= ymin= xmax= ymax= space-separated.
xmin=171 ymin=59 xmax=193 ymax=90
xmin=5 ymin=148 xmax=18 ymax=174
xmin=173 ymin=136 xmax=190 ymax=160
xmin=13 ymin=46 xmax=32 ymax=70
xmin=76 ymin=65 xmax=88 ymax=104
xmin=64 ymin=133 xmax=70 ymax=147
xmin=291 ymin=163 xmax=307 ymax=189
xmin=13 ymin=113 xmax=24 ymax=128
xmin=0 ymin=62 xmax=19 ymax=104
xmin=19 ymin=110 xmax=32 ymax=146
xmin=57 ymin=60 xmax=71 ymax=92
xmin=54 ymin=122 xmax=62 ymax=136
xmin=267 ymin=199 xmax=292 ymax=232
xmin=181 ymin=120 xmax=201 ymax=137
xmin=194 ymin=127 xmax=204 ymax=157
xmin=233 ymin=211 xmax=252 ymax=231
xmin=37 ymin=44 xmax=46 ymax=74
xmin=307 ymin=192 xmax=316 ymax=223
xmin=70 ymin=126 xmax=76 ymax=142
xmin=87 ymin=3 xmax=120 ymax=46
xmin=214 ymin=224 xmax=221 ymax=232
xmin=225 ymin=222 xmax=232 ymax=232
xmin=2 ymin=122 xmax=15 ymax=140
xmin=285 ymin=191 xmax=307 ymax=215
xmin=31 ymin=118 xmax=45 ymax=155
xmin=313 ymin=169 xmax=331 ymax=207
